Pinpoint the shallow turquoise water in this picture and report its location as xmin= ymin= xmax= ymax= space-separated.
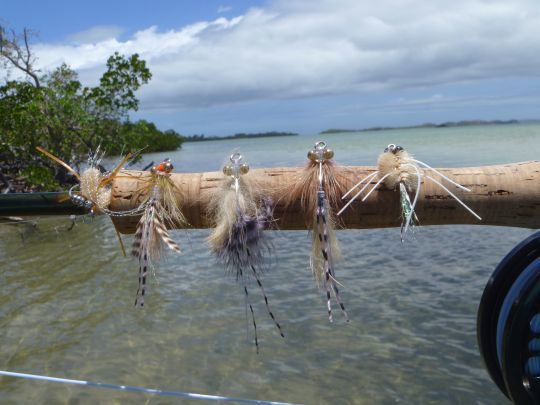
xmin=0 ymin=123 xmax=539 ymax=404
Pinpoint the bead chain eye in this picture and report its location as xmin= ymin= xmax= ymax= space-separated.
xmin=308 ymin=141 xmax=334 ymax=162
xmin=222 ymin=153 xmax=249 ymax=177
xmin=384 ymin=144 xmax=404 ymax=154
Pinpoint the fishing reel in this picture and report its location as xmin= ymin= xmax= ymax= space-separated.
xmin=477 ymin=231 xmax=540 ymax=404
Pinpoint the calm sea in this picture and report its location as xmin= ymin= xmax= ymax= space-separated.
xmin=1 ymin=123 xmax=539 ymax=404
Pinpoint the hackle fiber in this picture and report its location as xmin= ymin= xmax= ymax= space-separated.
xmin=208 ymin=175 xmax=260 ymax=257
xmin=310 ymin=195 xmax=341 ymax=287
xmin=282 ymin=159 xmax=346 ymax=228
xmin=132 ymin=159 xmax=184 ymax=307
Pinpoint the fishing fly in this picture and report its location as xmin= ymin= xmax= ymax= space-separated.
xmin=131 ymin=158 xmax=185 ymax=307
xmin=283 ymin=141 xmax=349 ymax=323
xmin=208 ymin=152 xmax=284 ymax=353
xmin=338 ymin=144 xmax=482 ymax=240
xmin=36 ymin=146 xmax=140 ymax=255
xmin=36 ymin=146 xmax=133 ymax=216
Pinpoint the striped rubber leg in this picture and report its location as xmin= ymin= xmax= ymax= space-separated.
xmin=250 ymin=264 xmax=285 ymax=338
xmin=239 ymin=269 xmax=259 ymax=353
xmin=328 ymin=272 xmax=350 ymax=322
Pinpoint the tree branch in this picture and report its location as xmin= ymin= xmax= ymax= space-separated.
xmin=0 ymin=26 xmax=41 ymax=88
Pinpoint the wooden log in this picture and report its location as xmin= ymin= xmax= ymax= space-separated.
xmin=110 ymin=161 xmax=540 ymax=234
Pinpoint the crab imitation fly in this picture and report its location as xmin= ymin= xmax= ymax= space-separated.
xmin=131 ymin=159 xmax=185 ymax=307
xmin=36 ymin=146 xmax=137 ymax=255
xmin=338 ymin=144 xmax=482 ymax=240
xmin=36 ymin=146 xmax=133 ymax=215
xmin=208 ymin=152 xmax=284 ymax=353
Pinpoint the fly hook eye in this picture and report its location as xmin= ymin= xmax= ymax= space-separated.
xmin=315 ymin=141 xmax=327 ymax=151
xmin=230 ymin=152 xmax=242 ymax=165
xmin=164 ymin=162 xmax=174 ymax=172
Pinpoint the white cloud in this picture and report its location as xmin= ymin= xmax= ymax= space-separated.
xmin=217 ymin=5 xmax=232 ymax=13
xmin=67 ymin=25 xmax=124 ymax=44
xmin=30 ymin=0 xmax=540 ymax=111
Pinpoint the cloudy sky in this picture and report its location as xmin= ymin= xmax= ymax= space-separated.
xmin=2 ymin=0 xmax=540 ymax=135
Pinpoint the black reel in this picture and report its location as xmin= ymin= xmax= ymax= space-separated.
xmin=477 ymin=231 xmax=540 ymax=403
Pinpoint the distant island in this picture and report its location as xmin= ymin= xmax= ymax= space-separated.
xmin=184 ymin=131 xmax=298 ymax=142
xmin=320 ymin=119 xmax=528 ymax=134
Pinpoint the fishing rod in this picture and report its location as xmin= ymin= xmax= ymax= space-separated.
xmin=0 ymin=192 xmax=84 ymax=216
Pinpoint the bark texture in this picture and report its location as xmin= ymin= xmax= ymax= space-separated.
xmin=110 ymin=161 xmax=540 ymax=234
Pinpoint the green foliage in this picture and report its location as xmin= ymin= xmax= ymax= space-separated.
xmin=83 ymin=52 xmax=152 ymax=117
xmin=0 ymin=40 xmax=183 ymax=190
xmin=0 ymin=55 xmax=152 ymax=161
xmin=114 ymin=120 xmax=184 ymax=155
xmin=20 ymin=165 xmax=59 ymax=190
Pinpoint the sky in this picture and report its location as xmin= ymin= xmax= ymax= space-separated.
xmin=2 ymin=0 xmax=540 ymax=135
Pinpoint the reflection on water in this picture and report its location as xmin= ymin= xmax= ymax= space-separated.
xmin=1 ymin=124 xmax=539 ymax=403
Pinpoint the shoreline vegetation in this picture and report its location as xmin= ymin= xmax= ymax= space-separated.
xmin=0 ymin=25 xmax=186 ymax=193
xmin=183 ymin=131 xmax=298 ymax=142
xmin=320 ymin=119 xmax=535 ymax=134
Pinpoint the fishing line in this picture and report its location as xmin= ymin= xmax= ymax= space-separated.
xmin=0 ymin=370 xmax=299 ymax=405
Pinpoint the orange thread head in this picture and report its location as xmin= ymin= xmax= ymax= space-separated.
xmin=152 ymin=159 xmax=174 ymax=174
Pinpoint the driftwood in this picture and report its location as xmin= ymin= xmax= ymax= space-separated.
xmin=110 ymin=161 xmax=540 ymax=234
